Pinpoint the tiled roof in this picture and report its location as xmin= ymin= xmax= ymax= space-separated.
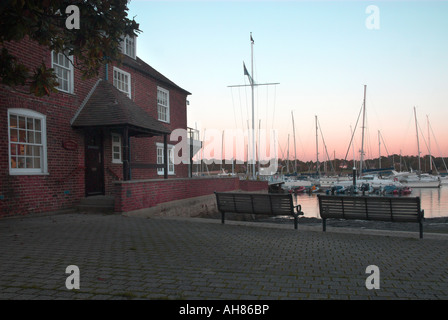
xmin=71 ymin=80 xmax=171 ymax=135
xmin=122 ymin=55 xmax=191 ymax=95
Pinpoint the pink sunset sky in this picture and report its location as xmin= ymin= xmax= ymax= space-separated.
xmin=129 ymin=1 xmax=448 ymax=162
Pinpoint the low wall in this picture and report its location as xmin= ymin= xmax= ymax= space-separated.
xmin=114 ymin=177 xmax=268 ymax=213
xmin=122 ymin=193 xmax=220 ymax=219
xmin=239 ymin=179 xmax=269 ymax=192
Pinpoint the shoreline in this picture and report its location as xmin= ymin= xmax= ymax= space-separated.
xmin=264 ymin=216 xmax=448 ymax=234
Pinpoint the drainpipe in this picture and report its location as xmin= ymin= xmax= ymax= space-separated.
xmin=128 ymin=134 xmax=131 ymax=180
xmin=164 ymin=134 xmax=168 ymax=179
xmin=123 ymin=127 xmax=129 ymax=181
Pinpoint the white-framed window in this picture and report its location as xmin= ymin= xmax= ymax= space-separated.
xmin=51 ymin=51 xmax=74 ymax=93
xmin=8 ymin=109 xmax=48 ymax=175
xmin=111 ymin=133 xmax=122 ymax=164
xmin=113 ymin=67 xmax=131 ymax=98
xmin=156 ymin=143 xmax=175 ymax=175
xmin=121 ymin=35 xmax=136 ymax=59
xmin=157 ymin=87 xmax=170 ymax=123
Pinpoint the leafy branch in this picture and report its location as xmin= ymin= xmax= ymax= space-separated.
xmin=0 ymin=0 xmax=140 ymax=96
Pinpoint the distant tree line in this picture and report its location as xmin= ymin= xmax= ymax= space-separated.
xmin=195 ymin=154 xmax=448 ymax=175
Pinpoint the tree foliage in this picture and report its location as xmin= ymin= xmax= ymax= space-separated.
xmin=0 ymin=0 xmax=140 ymax=96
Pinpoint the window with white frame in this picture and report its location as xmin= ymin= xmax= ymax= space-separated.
xmin=8 ymin=109 xmax=47 ymax=175
xmin=157 ymin=87 xmax=170 ymax=123
xmin=113 ymin=67 xmax=131 ymax=98
xmin=121 ymin=35 xmax=136 ymax=59
xmin=156 ymin=143 xmax=174 ymax=175
xmin=111 ymin=133 xmax=122 ymax=164
xmin=52 ymin=51 xmax=74 ymax=93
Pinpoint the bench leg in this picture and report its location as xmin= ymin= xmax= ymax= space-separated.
xmin=221 ymin=212 xmax=225 ymax=224
xmin=419 ymin=222 xmax=423 ymax=239
xmin=322 ymin=218 xmax=326 ymax=232
xmin=294 ymin=215 xmax=298 ymax=230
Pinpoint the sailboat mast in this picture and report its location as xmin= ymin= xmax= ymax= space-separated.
xmin=246 ymin=120 xmax=250 ymax=176
xmin=315 ymin=115 xmax=319 ymax=176
xmin=287 ymin=134 xmax=290 ymax=173
xmin=359 ymin=85 xmax=367 ymax=177
xmin=351 ymin=125 xmax=356 ymax=170
xmin=258 ymin=119 xmax=261 ymax=173
xmin=400 ymin=150 xmax=402 ymax=172
xmin=427 ymin=115 xmax=432 ymax=172
xmin=378 ymin=130 xmax=381 ymax=169
xmin=250 ymin=33 xmax=255 ymax=179
xmin=221 ymin=130 xmax=224 ymax=171
xmin=292 ymin=111 xmax=297 ymax=173
xmin=414 ymin=106 xmax=421 ymax=175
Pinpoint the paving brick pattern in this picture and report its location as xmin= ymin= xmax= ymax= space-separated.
xmin=1 ymin=213 xmax=447 ymax=300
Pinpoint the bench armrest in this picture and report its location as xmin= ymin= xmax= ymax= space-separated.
xmin=294 ymin=204 xmax=304 ymax=216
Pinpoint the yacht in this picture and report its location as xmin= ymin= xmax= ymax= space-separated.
xmin=392 ymin=171 xmax=441 ymax=188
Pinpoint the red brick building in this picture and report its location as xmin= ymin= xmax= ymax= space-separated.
xmin=0 ymin=35 xmax=194 ymax=217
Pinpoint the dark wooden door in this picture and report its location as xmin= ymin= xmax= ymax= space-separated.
xmin=85 ymin=130 xmax=104 ymax=196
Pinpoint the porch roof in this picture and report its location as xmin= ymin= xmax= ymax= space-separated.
xmin=71 ymin=80 xmax=170 ymax=136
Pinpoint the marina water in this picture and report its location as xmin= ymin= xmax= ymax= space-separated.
xmin=293 ymin=185 xmax=448 ymax=219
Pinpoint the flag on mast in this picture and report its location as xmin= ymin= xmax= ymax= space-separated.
xmin=243 ymin=62 xmax=250 ymax=77
xmin=250 ymin=33 xmax=254 ymax=44
xmin=243 ymin=62 xmax=253 ymax=85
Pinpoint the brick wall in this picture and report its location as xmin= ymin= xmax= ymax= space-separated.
xmin=0 ymin=91 xmax=87 ymax=217
xmin=113 ymin=177 xmax=268 ymax=213
xmin=0 ymin=37 xmax=97 ymax=217
xmin=239 ymin=179 xmax=269 ymax=192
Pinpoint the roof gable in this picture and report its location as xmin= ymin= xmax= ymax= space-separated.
xmin=71 ymin=80 xmax=170 ymax=135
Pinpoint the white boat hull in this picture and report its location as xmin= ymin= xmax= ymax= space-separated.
xmin=401 ymin=180 xmax=441 ymax=188
xmin=318 ymin=177 xmax=350 ymax=188
xmin=392 ymin=171 xmax=441 ymax=188
xmin=283 ymin=180 xmax=313 ymax=188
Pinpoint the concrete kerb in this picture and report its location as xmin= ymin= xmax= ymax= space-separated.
xmin=141 ymin=215 xmax=448 ymax=241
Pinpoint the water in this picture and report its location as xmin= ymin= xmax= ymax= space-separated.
xmin=293 ymin=185 xmax=448 ymax=219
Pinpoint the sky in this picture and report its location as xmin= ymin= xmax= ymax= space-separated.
xmin=127 ymin=0 xmax=448 ymax=162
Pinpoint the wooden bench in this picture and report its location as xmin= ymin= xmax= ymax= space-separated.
xmin=317 ymin=194 xmax=425 ymax=238
xmin=214 ymin=192 xmax=304 ymax=229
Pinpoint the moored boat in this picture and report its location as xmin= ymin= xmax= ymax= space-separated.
xmin=392 ymin=171 xmax=441 ymax=188
xmin=289 ymin=186 xmax=306 ymax=194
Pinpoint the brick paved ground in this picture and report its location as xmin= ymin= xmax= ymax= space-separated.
xmin=1 ymin=213 xmax=447 ymax=301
